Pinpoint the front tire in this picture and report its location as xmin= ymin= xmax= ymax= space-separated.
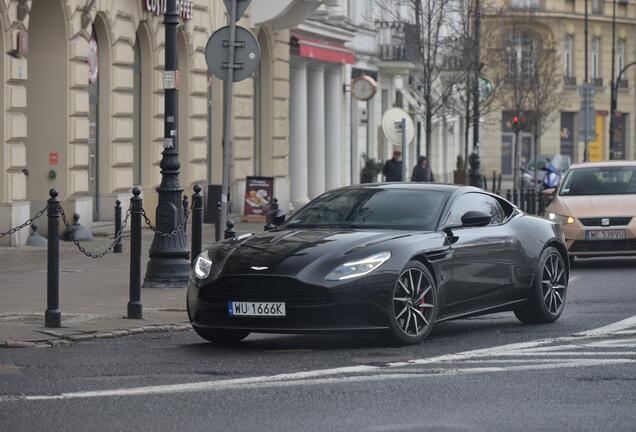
xmin=384 ymin=261 xmax=438 ymax=345
xmin=515 ymin=247 xmax=568 ymax=324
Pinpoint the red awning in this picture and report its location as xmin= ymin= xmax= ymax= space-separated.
xmin=292 ymin=34 xmax=355 ymax=65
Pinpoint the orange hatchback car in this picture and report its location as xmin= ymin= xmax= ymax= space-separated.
xmin=545 ymin=161 xmax=636 ymax=261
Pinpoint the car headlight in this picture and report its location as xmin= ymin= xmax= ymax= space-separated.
xmin=325 ymin=252 xmax=391 ymax=281
xmin=193 ymin=250 xmax=212 ymax=279
xmin=548 ymin=213 xmax=575 ymax=225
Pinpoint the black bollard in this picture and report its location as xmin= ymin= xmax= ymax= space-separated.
xmin=114 ymin=200 xmax=123 ymax=253
xmin=520 ymin=188 xmax=526 ymax=212
xmin=128 ymin=187 xmax=143 ymax=319
xmin=497 ymin=173 xmax=503 ymax=195
xmin=191 ymin=185 xmax=203 ymax=266
xmin=26 ymin=223 xmax=47 ymax=247
xmin=538 ymin=190 xmax=546 ymax=216
xmin=46 ymin=189 xmax=61 ymax=328
xmin=482 ymin=175 xmax=488 ymax=191
xmin=492 ymin=171 xmax=496 ymax=193
xmin=506 ymin=189 xmax=512 ymax=202
xmin=513 ymin=189 xmax=519 ymax=206
xmin=215 ymin=201 xmax=222 ymax=242
xmin=224 ymin=220 xmax=236 ymax=240
xmin=529 ymin=188 xmax=537 ymax=215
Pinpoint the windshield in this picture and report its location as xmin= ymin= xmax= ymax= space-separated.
xmin=527 ymin=154 xmax=554 ymax=171
xmin=285 ymin=188 xmax=450 ymax=230
xmin=559 ymin=166 xmax=636 ymax=196
xmin=527 ymin=154 xmax=567 ymax=171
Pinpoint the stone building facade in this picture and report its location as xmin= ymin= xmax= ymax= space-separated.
xmin=0 ymin=0 xmax=295 ymax=245
xmin=433 ymin=0 xmax=636 ymax=184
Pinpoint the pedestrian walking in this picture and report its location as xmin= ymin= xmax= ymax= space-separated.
xmin=382 ymin=150 xmax=403 ymax=182
xmin=411 ymin=156 xmax=435 ymax=182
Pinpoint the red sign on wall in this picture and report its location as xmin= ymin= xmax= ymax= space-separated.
xmin=49 ymin=152 xmax=58 ymax=166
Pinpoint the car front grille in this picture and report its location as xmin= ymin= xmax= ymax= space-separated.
xmin=579 ymin=217 xmax=632 ymax=227
xmin=199 ymin=276 xmax=334 ymax=306
xmin=570 ymin=240 xmax=636 ymax=253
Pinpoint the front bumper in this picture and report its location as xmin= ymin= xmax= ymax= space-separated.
xmin=561 ymin=218 xmax=636 ymax=257
xmin=187 ymin=273 xmax=395 ymax=333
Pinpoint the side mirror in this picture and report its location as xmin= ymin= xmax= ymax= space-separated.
xmin=460 ymin=210 xmax=491 ymax=228
xmin=542 ymin=188 xmax=556 ymax=197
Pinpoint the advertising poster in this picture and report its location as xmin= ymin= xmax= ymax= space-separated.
xmin=243 ymin=176 xmax=274 ymax=217
xmin=588 ymin=114 xmax=604 ymax=161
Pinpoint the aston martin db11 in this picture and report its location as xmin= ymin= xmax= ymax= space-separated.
xmin=187 ymin=184 xmax=569 ymax=345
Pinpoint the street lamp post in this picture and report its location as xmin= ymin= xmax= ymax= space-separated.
xmin=610 ymin=60 xmax=636 ymax=161
xmin=469 ymin=0 xmax=482 ymax=187
xmin=143 ymin=0 xmax=190 ymax=288
xmin=609 ymin=0 xmax=617 ymax=159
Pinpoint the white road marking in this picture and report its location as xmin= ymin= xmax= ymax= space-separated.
xmin=1 ymin=315 xmax=635 ymax=402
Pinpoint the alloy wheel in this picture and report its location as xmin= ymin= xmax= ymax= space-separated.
xmin=393 ymin=268 xmax=434 ymax=336
xmin=542 ymin=253 xmax=567 ymax=315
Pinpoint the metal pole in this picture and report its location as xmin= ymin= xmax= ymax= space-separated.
xmin=401 ymin=118 xmax=407 ymax=181
xmin=220 ymin=0 xmax=238 ymax=239
xmin=128 ymin=187 xmax=142 ymax=319
xmin=583 ymin=0 xmax=589 ymax=162
xmin=191 ymin=184 xmax=203 ymax=266
xmin=114 ymin=200 xmax=122 ymax=253
xmin=609 ymin=0 xmax=617 ymax=159
xmin=143 ymin=0 xmax=190 ymax=288
xmin=469 ymin=0 xmax=482 ymax=187
xmin=45 ymin=188 xmax=61 ymax=328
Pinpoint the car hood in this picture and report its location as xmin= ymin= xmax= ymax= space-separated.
xmin=553 ymin=194 xmax=636 ymax=217
xmin=210 ymin=228 xmax=428 ymax=278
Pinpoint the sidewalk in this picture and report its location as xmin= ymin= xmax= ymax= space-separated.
xmin=0 ymin=218 xmax=264 ymax=348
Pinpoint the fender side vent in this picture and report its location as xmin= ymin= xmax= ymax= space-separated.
xmin=425 ymin=249 xmax=451 ymax=262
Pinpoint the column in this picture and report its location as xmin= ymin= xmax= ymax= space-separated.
xmin=289 ymin=60 xmax=309 ymax=208
xmin=307 ymin=64 xmax=326 ymax=198
xmin=325 ymin=67 xmax=343 ymax=190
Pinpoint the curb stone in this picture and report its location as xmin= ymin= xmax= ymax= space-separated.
xmin=0 ymin=323 xmax=192 ymax=348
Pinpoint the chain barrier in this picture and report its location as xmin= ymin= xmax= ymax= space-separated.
xmin=0 ymin=206 xmax=47 ymax=239
xmin=60 ymin=206 xmax=132 ymax=258
xmin=140 ymin=204 xmax=191 ymax=239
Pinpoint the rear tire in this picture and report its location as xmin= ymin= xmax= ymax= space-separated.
xmin=515 ymin=246 xmax=568 ymax=324
xmin=383 ymin=261 xmax=438 ymax=346
xmin=193 ymin=327 xmax=250 ymax=345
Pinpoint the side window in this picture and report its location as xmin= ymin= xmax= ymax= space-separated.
xmin=447 ymin=193 xmax=504 ymax=227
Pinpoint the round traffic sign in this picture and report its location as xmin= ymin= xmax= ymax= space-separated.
xmin=206 ymin=25 xmax=261 ymax=83
xmin=382 ymin=108 xmax=415 ymax=145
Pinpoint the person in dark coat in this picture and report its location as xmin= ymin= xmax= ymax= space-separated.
xmin=382 ymin=150 xmax=403 ymax=182
xmin=411 ymin=155 xmax=435 ymax=182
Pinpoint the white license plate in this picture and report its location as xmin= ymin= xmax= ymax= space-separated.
xmin=227 ymin=302 xmax=286 ymax=317
xmin=585 ymin=230 xmax=626 ymax=241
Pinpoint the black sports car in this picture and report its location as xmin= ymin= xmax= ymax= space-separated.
xmin=188 ymin=184 xmax=569 ymax=345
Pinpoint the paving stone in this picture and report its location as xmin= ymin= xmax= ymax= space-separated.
xmin=94 ymin=332 xmax=114 ymax=339
xmin=65 ymin=334 xmax=96 ymax=341
xmin=3 ymin=340 xmax=37 ymax=348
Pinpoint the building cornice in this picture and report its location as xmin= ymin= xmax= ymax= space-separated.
xmin=295 ymin=19 xmax=356 ymax=43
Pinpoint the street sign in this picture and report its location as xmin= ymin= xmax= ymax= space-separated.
xmin=382 ymin=108 xmax=415 ymax=145
xmin=223 ymin=0 xmax=250 ymax=21
xmin=205 ymin=25 xmax=261 ymax=82
xmin=578 ymin=83 xmax=596 ymax=141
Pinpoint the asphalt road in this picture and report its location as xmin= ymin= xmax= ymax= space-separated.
xmin=1 ymin=257 xmax=635 ymax=432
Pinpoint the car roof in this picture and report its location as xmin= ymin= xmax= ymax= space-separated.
xmin=335 ymin=182 xmax=480 ymax=194
xmin=569 ymin=160 xmax=636 ymax=169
